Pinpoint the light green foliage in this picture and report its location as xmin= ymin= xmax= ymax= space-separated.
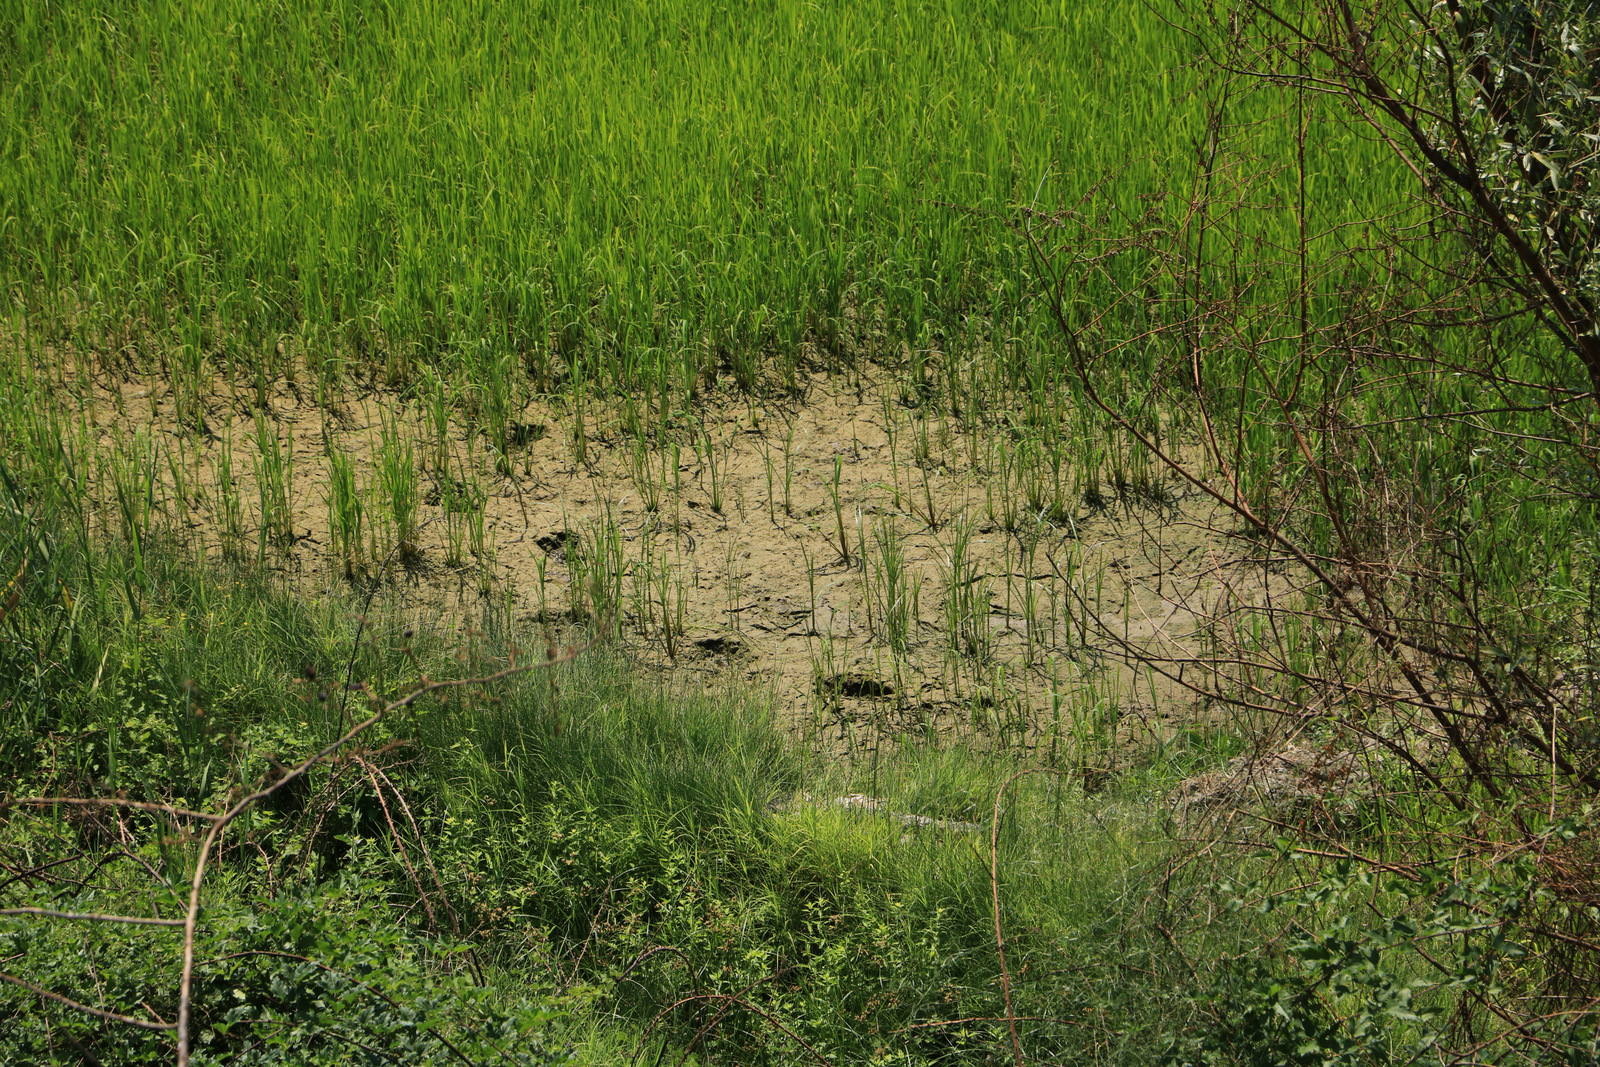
xmin=249 ymin=408 xmax=294 ymax=556
xmin=376 ymin=412 xmax=419 ymax=562
xmin=0 ymin=0 xmax=1394 ymax=404
xmin=325 ymin=448 xmax=365 ymax=579
xmin=0 ymin=865 xmax=574 ymax=1066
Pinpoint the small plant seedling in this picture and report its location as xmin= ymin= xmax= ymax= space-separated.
xmin=250 ymin=409 xmax=294 ymax=557
xmin=829 ymin=454 xmax=850 ymax=565
xmin=325 ymin=449 xmax=365 ymax=580
xmin=377 ymin=412 xmax=420 ymax=561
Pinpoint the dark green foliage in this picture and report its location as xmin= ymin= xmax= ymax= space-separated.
xmin=0 ymin=869 xmax=572 ymax=1066
xmin=1169 ymin=843 xmax=1600 ymax=1067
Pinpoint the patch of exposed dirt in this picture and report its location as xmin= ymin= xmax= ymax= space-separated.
xmin=68 ymin=359 xmax=1275 ymax=756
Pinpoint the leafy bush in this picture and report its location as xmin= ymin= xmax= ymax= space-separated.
xmin=1 ymin=864 xmax=571 ymax=1066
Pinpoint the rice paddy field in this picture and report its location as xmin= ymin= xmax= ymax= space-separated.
xmin=4 ymin=0 xmax=1598 ymax=1063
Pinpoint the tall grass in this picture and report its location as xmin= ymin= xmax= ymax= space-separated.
xmin=0 ymin=0 xmax=1400 ymax=410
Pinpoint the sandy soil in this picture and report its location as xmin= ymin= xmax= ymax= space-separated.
xmin=73 ymin=359 xmax=1268 ymax=757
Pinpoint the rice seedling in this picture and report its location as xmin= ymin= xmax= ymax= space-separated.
xmin=828 ymin=454 xmax=851 ymax=565
xmin=723 ymin=537 xmax=743 ymax=631
xmin=476 ymin=347 xmax=516 ymax=475
xmin=473 ymin=521 xmax=496 ymax=597
xmin=701 ymin=424 xmax=728 ymax=515
xmin=627 ymin=432 xmax=661 ymax=514
xmin=941 ymin=508 xmax=991 ymax=667
xmin=163 ymin=433 xmax=197 ymax=547
xmin=465 ymin=477 xmax=492 ymax=583
xmin=422 ymin=365 xmax=452 ymax=480
xmin=249 ymin=409 xmax=294 ymax=557
xmin=865 ymin=514 xmax=918 ymax=655
xmin=325 ymin=450 xmax=365 ymax=580
xmin=759 ymin=436 xmax=777 ymax=521
xmin=988 ymin=438 xmax=1021 ymax=534
xmin=569 ymin=361 xmax=589 ymax=469
xmin=376 ymin=413 xmax=420 ymax=562
xmin=637 ymin=554 xmax=688 ymax=660
xmin=211 ymin=428 xmax=246 ymax=561
xmin=442 ymin=487 xmax=468 ymax=568
xmin=911 ymin=418 xmax=944 ymax=532
xmin=781 ymin=419 xmax=797 ymax=519
xmin=533 ymin=550 xmax=550 ymax=622
xmin=108 ymin=429 xmax=157 ymax=598
xmin=568 ymin=517 xmax=624 ymax=633
xmin=173 ymin=341 xmax=208 ymax=435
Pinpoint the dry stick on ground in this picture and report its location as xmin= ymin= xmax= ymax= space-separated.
xmin=354 ymin=755 xmax=440 ymax=933
xmin=0 ymin=907 xmax=185 ymax=927
xmin=363 ymin=758 xmax=462 ymax=936
xmin=672 ymin=967 xmax=796 ymax=1067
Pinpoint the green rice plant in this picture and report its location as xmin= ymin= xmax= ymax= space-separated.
xmin=249 ymin=409 xmax=294 ymax=556
xmin=828 ymin=454 xmax=850 ymax=565
xmin=1073 ymin=676 xmax=1120 ymax=767
xmin=476 ymin=347 xmax=516 ymax=475
xmin=324 ymin=449 xmax=364 ymax=580
xmin=627 ymin=432 xmax=661 ymax=514
xmin=568 ymin=518 xmax=624 ymax=633
xmin=173 ymin=341 xmax=208 ymax=435
xmin=108 ymin=429 xmax=157 ymax=602
xmin=422 ymin=365 xmax=452 ymax=480
xmin=760 ymin=436 xmax=776 ymax=520
xmin=1019 ymin=533 xmax=1047 ymax=667
xmin=442 ymin=485 xmax=468 ymax=568
xmin=464 ymin=476 xmax=491 ymax=573
xmin=249 ymin=338 xmax=283 ymax=411
xmin=882 ymin=394 xmax=904 ymax=512
xmin=303 ymin=324 xmax=345 ymax=412
xmin=781 ymin=420 xmax=797 ymax=519
xmin=1019 ymin=432 xmax=1075 ymax=527
xmin=865 ymin=514 xmax=919 ymax=655
xmin=162 ymin=434 xmax=197 ymax=548
xmin=723 ymin=537 xmax=743 ymax=630
xmin=569 ymin=361 xmax=589 ymax=469
xmin=473 ymin=518 xmax=496 ymax=596
xmin=912 ymin=417 xmax=943 ymax=531
xmin=699 ymin=423 xmax=729 ymax=515
xmin=635 ymin=555 xmax=688 ymax=659
xmin=533 ymin=550 xmax=550 ymax=622
xmin=940 ymin=508 xmax=991 ymax=665
xmin=988 ymin=438 xmax=1021 ymax=534
xmin=376 ymin=413 xmax=419 ymax=562
xmin=212 ymin=429 xmax=246 ymax=561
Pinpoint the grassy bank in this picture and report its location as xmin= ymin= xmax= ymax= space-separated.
xmin=0 ymin=514 xmax=1231 ymax=1064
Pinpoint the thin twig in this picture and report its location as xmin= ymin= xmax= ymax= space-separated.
xmin=0 ymin=907 xmax=185 ymax=927
xmin=0 ymin=970 xmax=176 ymax=1031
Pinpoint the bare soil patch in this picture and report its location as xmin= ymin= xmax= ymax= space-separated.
xmin=77 ymin=361 xmax=1266 ymax=756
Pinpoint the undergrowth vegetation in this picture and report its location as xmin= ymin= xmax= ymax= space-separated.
xmin=4 ymin=0 xmax=1600 ymax=1062
xmin=0 ymin=519 xmax=1226 ymax=1064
